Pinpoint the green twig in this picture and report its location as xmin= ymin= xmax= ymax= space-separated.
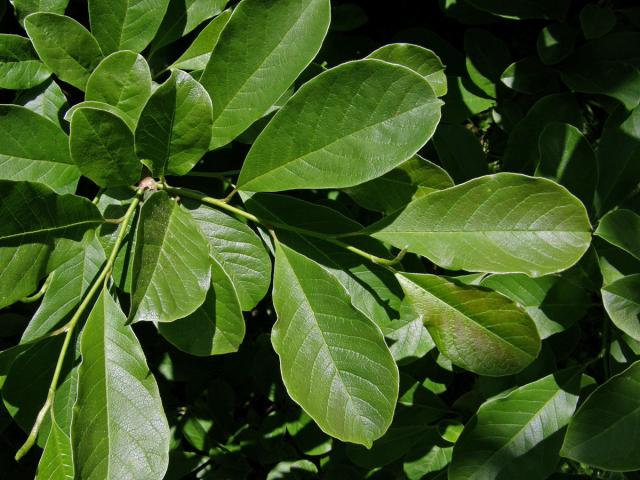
xmin=15 ymin=191 xmax=143 ymax=461
xmin=157 ymin=184 xmax=402 ymax=267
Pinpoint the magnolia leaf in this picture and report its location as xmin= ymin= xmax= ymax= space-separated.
xmin=0 ymin=105 xmax=79 ymax=194
xmin=464 ymin=28 xmax=511 ymax=98
xmin=24 ymin=13 xmax=103 ymax=90
xmin=580 ymin=4 xmax=616 ymax=39
xmin=200 ymin=0 xmax=331 ymax=149
xmin=442 ymin=75 xmax=495 ymax=123
xmin=345 ymin=155 xmax=454 ymax=214
xmin=367 ymin=43 xmax=447 ymax=96
xmin=158 ymin=258 xmax=245 ymax=355
xmin=88 ymin=0 xmax=170 ymax=54
xmin=135 ymin=69 xmax=212 ymax=177
xmin=73 ymin=288 xmax=170 ymax=479
xmin=21 ymin=233 xmax=105 ymax=343
xmin=433 ymin=123 xmax=487 ymax=183
xmin=10 ymin=0 xmax=69 ymax=24
xmin=272 ymin=242 xmax=399 ymax=447
xmin=85 ymin=50 xmax=152 ymax=124
xmin=14 ymin=79 xmax=68 ymax=127
xmin=65 ymin=101 xmax=135 ymax=130
xmin=152 ymin=0 xmax=228 ymax=50
xmin=465 ymin=0 xmax=570 ymax=20
xmin=0 ymin=181 xmax=103 ymax=308
xmin=185 ymin=202 xmax=272 ymax=311
xmin=37 ymin=411 xmax=74 ymax=479
xmin=602 ymin=274 xmax=640 ymax=342
xmin=449 ymin=369 xmax=581 ymax=479
xmin=500 ymin=57 xmax=560 ymax=95
xmin=0 ymin=33 xmax=51 ymax=89
xmin=595 ymin=209 xmax=640 ymax=261
xmin=238 ymin=59 xmax=442 ymax=192
xmin=130 ymin=191 xmax=211 ymax=323
xmin=537 ymin=122 xmax=597 ymax=209
xmin=170 ymin=9 xmax=231 ymax=71
xmin=561 ymin=360 xmax=640 ymax=471
xmin=371 ymin=174 xmax=592 ymax=277
xmin=537 ymin=23 xmax=576 ymax=66
xmin=397 ymin=273 xmax=540 ymax=376
xmin=595 ymin=106 xmax=640 ymax=216
xmin=69 ymin=106 xmax=141 ymax=187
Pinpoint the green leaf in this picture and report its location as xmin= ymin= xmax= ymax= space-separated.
xmin=185 ymin=202 xmax=272 ymax=311
xmin=14 ymin=79 xmax=68 ymax=127
xmin=368 ymin=43 xmax=447 ymax=97
xmin=345 ymin=155 xmax=454 ymax=215
xmin=0 ymin=181 xmax=102 ymax=308
xmin=561 ymin=360 xmax=640 ymax=471
xmin=170 ymin=9 xmax=231 ymax=71
xmin=0 ymin=105 xmax=79 ymax=194
xmin=580 ymin=4 xmax=616 ymax=39
xmin=130 ymin=191 xmax=211 ymax=323
xmin=0 ymin=34 xmax=51 ymax=89
xmin=464 ymin=28 xmax=511 ymax=98
xmin=432 ymin=123 xmax=488 ymax=183
xmin=152 ymin=0 xmax=228 ymax=50
xmin=200 ymin=0 xmax=330 ymax=149
xmin=502 ymin=93 xmax=583 ymax=173
xmin=21 ymin=232 xmax=105 ymax=343
xmin=85 ymin=50 xmax=152 ymax=124
xmin=596 ymin=209 xmax=640 ymax=261
xmin=135 ymin=69 xmax=212 ymax=177
xmin=24 ymin=13 xmax=103 ymax=91
xmin=602 ymin=274 xmax=640 ymax=342
xmin=500 ymin=57 xmax=559 ymax=95
xmin=382 ymin=299 xmax=435 ymax=364
xmin=88 ymin=0 xmax=170 ymax=54
xmin=37 ymin=411 xmax=74 ymax=479
xmin=442 ymin=75 xmax=495 ymax=123
xmin=449 ymin=368 xmax=581 ymax=479
xmin=397 ymin=273 xmax=540 ymax=376
xmin=159 ymin=258 xmax=244 ymax=355
xmin=537 ymin=123 xmax=597 ymax=210
xmin=271 ymin=242 xmax=399 ymax=447
xmin=480 ymin=273 xmax=589 ymax=339
xmin=10 ymin=0 xmax=69 ymax=24
xmin=371 ymin=174 xmax=592 ymax=277
xmin=69 ymin=106 xmax=141 ymax=187
xmin=238 ymin=59 xmax=442 ymax=192
xmin=73 ymin=288 xmax=170 ymax=479
xmin=595 ymin=106 xmax=640 ymax=216
xmin=537 ymin=23 xmax=576 ymax=66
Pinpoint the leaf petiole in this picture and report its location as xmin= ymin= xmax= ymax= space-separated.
xmin=15 ymin=190 xmax=143 ymax=461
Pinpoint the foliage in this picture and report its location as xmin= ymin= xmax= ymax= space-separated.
xmin=0 ymin=0 xmax=639 ymax=478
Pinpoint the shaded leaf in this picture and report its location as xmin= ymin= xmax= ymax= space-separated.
xmin=464 ymin=28 xmax=511 ymax=98
xmin=14 ymin=79 xmax=68 ymax=127
xmin=432 ymin=123 xmax=487 ymax=183
xmin=595 ymin=209 xmax=640 ymax=261
xmin=130 ymin=191 xmax=211 ymax=323
xmin=0 ymin=33 xmax=51 ymax=89
xmin=602 ymin=274 xmax=640 ymax=342
xmin=537 ymin=23 xmax=576 ymax=66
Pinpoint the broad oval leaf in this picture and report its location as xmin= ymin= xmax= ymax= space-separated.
xmin=0 ymin=105 xmax=79 ymax=194
xmin=135 ymin=69 xmax=212 ymax=177
xmin=602 ymin=274 xmax=640 ymax=341
xmin=0 ymin=33 xmax=51 ymax=90
xmin=464 ymin=28 xmax=511 ymax=98
xmin=449 ymin=368 xmax=581 ymax=480
xmin=368 ymin=43 xmax=447 ymax=96
xmin=200 ymin=0 xmax=331 ymax=149
xmin=345 ymin=155 xmax=454 ymax=215
xmin=15 ymin=78 xmax=68 ymax=127
xmin=158 ymin=258 xmax=245 ymax=355
xmin=69 ymin=106 xmax=141 ymax=187
xmin=10 ymin=0 xmax=69 ymax=24
xmin=85 ymin=50 xmax=152 ymax=124
xmin=561 ymin=360 xmax=640 ymax=471
xmin=130 ymin=191 xmax=211 ymax=323
xmin=0 ymin=181 xmax=103 ymax=308
xmin=88 ymin=0 xmax=170 ymax=54
xmin=272 ymin=242 xmax=399 ymax=447
xmin=170 ymin=9 xmax=231 ymax=71
xmin=73 ymin=288 xmax=170 ymax=479
xmin=186 ymin=202 xmax=272 ymax=311
xmin=25 ymin=13 xmax=103 ymax=91
xmin=595 ymin=209 xmax=640 ymax=261
xmin=371 ymin=173 xmax=592 ymax=277
xmin=238 ymin=59 xmax=443 ymax=192
xmin=397 ymin=273 xmax=541 ymax=376
xmin=432 ymin=123 xmax=488 ymax=183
